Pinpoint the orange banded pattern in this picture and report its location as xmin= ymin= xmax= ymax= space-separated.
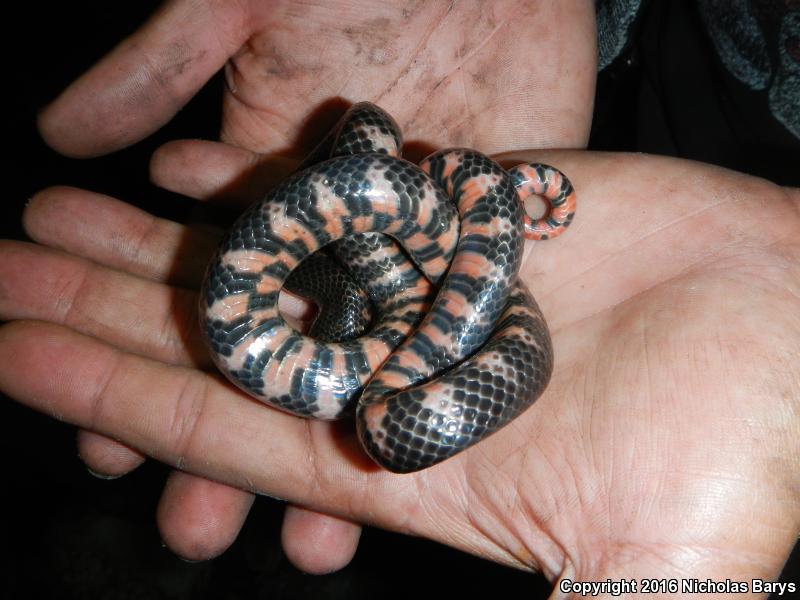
xmin=509 ymin=163 xmax=577 ymax=240
xmin=200 ymin=103 xmax=576 ymax=472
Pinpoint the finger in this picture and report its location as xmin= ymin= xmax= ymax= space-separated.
xmin=0 ymin=321 xmax=542 ymax=569
xmin=77 ymin=429 xmax=146 ymax=477
xmin=0 ymin=321 xmax=412 ymax=522
xmin=281 ymin=505 xmax=362 ymax=574
xmin=157 ymin=470 xmax=254 ymax=561
xmin=37 ymin=0 xmax=251 ymax=157
xmin=25 ymin=186 xmax=219 ymax=287
xmin=0 ymin=240 xmax=209 ymax=368
xmin=151 ymin=140 xmax=297 ymax=206
xmin=22 ymin=188 xmax=313 ymax=323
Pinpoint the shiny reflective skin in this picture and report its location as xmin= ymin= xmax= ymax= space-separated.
xmin=200 ymin=103 xmax=575 ymax=472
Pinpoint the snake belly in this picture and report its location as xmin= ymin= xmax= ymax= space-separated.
xmin=200 ymin=103 xmax=568 ymax=473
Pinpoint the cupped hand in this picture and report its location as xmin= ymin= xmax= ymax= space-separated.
xmin=27 ymin=0 xmax=597 ymax=573
xmin=38 ymin=0 xmax=595 ymax=160
xmin=2 ymin=151 xmax=798 ymax=587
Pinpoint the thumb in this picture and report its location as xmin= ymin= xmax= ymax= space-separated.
xmin=37 ymin=0 xmax=251 ymax=157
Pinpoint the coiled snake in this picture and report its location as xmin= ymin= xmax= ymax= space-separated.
xmin=200 ymin=103 xmax=575 ymax=473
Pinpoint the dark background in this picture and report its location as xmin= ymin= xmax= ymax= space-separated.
xmin=3 ymin=2 xmax=797 ymax=598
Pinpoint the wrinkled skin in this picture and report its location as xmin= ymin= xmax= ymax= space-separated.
xmin=2 ymin=0 xmax=798 ymax=594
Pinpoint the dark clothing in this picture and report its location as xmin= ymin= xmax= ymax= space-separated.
xmin=594 ymin=0 xmax=800 ymax=185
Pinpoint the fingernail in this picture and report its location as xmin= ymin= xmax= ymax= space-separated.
xmin=85 ymin=466 xmax=123 ymax=480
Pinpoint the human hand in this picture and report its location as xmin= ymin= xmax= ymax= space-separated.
xmin=38 ymin=0 xmax=595 ymax=161
xmin=2 ymin=151 xmax=798 ymax=589
xmin=29 ymin=0 xmax=597 ymax=572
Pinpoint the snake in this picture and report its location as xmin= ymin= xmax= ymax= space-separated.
xmin=200 ymin=102 xmax=575 ymax=473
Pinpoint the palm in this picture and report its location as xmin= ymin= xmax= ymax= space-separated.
xmin=475 ymin=153 xmax=800 ymax=578
xmin=217 ymin=1 xmax=592 ymax=156
xmin=276 ymin=152 xmax=800 ymax=580
xmin=39 ymin=0 xmax=593 ymax=160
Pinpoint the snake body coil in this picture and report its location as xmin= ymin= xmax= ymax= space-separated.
xmin=200 ymin=103 xmax=575 ymax=473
